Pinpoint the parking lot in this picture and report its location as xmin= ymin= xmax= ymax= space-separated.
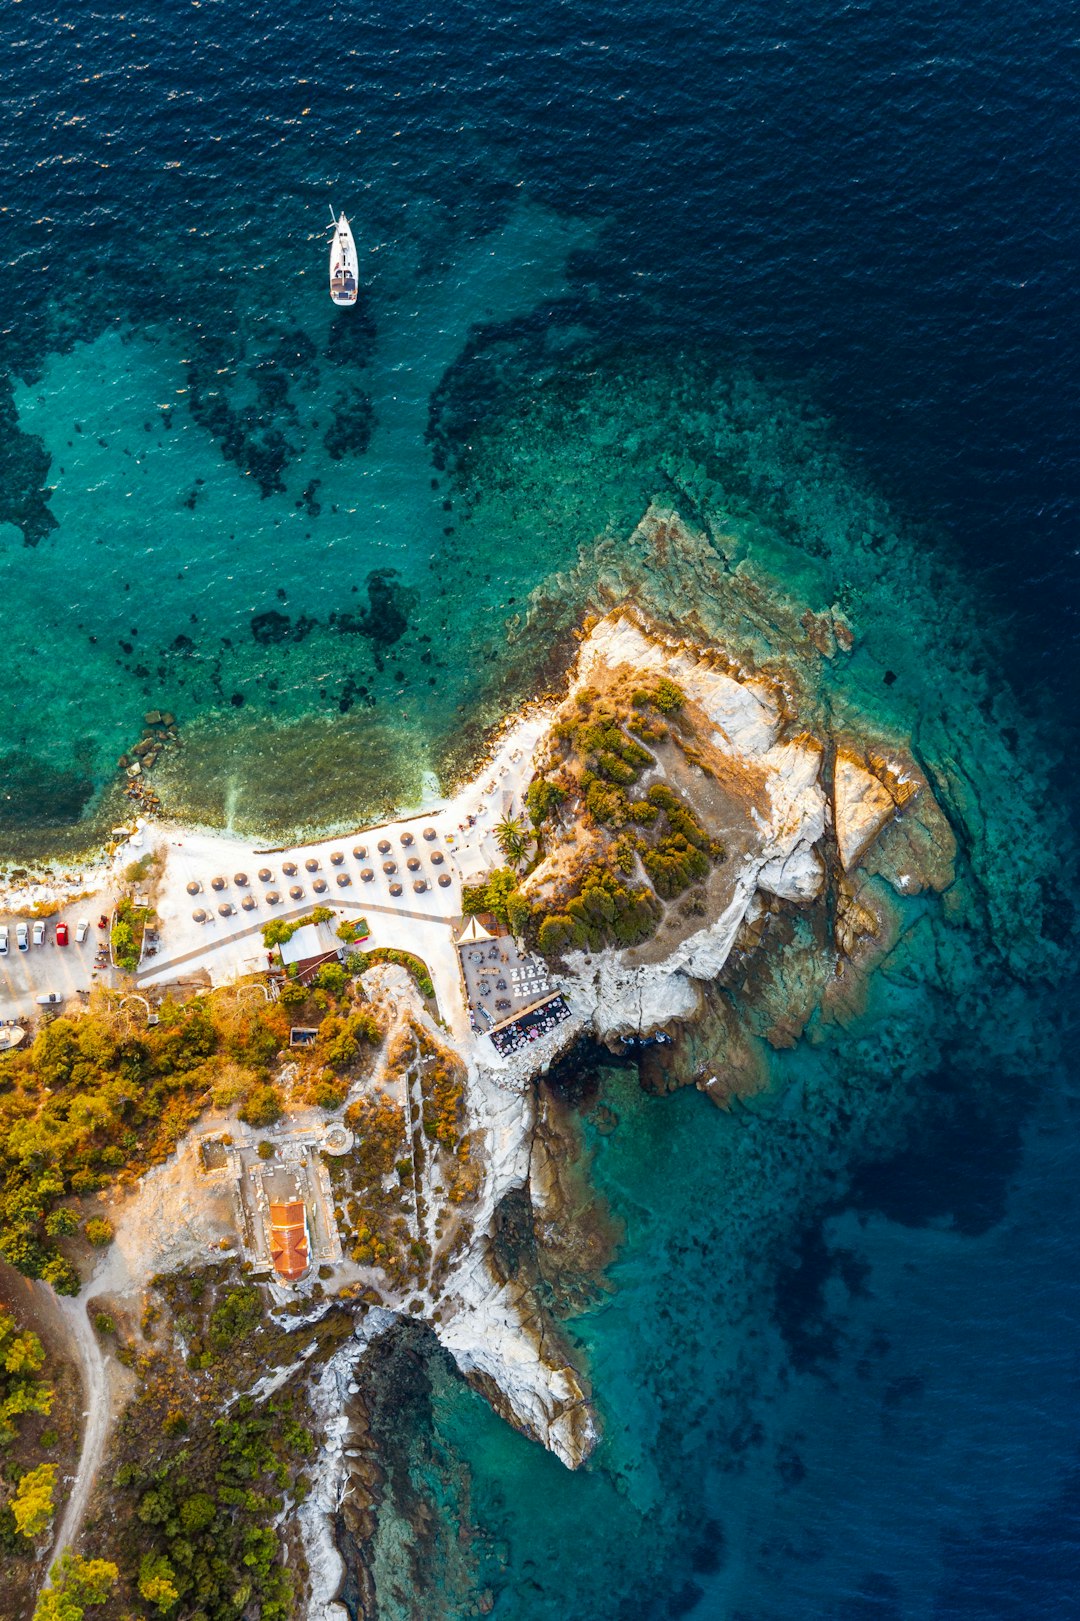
xmin=0 ymin=899 xmax=118 ymax=1022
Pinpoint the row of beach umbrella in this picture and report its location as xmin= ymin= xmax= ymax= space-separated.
xmin=188 ymin=827 xmax=448 ymax=921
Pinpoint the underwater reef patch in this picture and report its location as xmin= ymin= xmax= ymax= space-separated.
xmin=0 ymin=373 xmax=58 ymax=547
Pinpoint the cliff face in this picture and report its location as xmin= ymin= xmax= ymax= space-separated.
xmin=417 ymin=579 xmax=956 ymax=1479
xmin=514 ymin=601 xmax=952 ymax=1060
xmin=289 ymin=511 xmax=968 ymax=1601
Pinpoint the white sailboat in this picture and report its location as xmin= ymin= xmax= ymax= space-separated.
xmin=328 ymin=209 xmax=358 ymax=307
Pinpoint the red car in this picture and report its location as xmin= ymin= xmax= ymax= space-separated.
xmin=55 ymin=922 xmax=69 ymax=946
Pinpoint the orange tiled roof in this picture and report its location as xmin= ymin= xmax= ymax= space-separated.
xmin=268 ymin=1199 xmax=309 ymax=1282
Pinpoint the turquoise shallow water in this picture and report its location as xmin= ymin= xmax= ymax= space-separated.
xmin=3 ymin=0 xmax=1079 ymax=1616
xmin=0 ymin=200 xmax=599 ymax=851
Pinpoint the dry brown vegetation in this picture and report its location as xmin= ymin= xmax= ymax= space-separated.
xmin=0 ymin=973 xmax=379 ymax=1295
xmin=508 ymin=672 xmax=732 ymax=956
xmin=333 ymin=1094 xmax=415 ymax=1285
xmin=75 ymin=1262 xmax=359 ymax=1621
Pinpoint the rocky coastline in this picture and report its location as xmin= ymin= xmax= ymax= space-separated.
xmin=270 ymin=563 xmax=963 ymax=1615
xmin=9 ymin=508 xmax=983 ymax=1621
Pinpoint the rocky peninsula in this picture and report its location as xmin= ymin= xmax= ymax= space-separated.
xmin=0 ymin=505 xmax=971 ymax=1618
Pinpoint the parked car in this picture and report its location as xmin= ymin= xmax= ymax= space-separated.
xmin=32 ymin=921 xmax=45 ymax=947
xmin=75 ymin=920 xmax=89 ymax=944
xmin=55 ymin=922 xmax=69 ymax=946
xmin=0 ymin=926 xmax=8 ymax=955
xmin=16 ymin=923 xmax=29 ymax=951
xmin=36 ymin=992 xmax=62 ymax=1006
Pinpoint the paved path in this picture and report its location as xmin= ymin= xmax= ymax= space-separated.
xmin=137 ymin=898 xmax=455 ymax=983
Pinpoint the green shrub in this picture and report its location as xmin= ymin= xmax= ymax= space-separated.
xmin=310 ymin=1074 xmax=347 ymax=1111
xmin=12 ymin=1461 xmax=57 ymax=1537
xmin=506 ymin=889 xmax=532 ymax=936
xmin=460 ymin=868 xmax=519 ymax=929
xmin=319 ymin=1008 xmax=381 ymax=1070
xmin=525 ymin=777 xmax=565 ymax=827
xmin=642 ymin=836 xmax=711 ymax=898
xmin=238 ymin=1085 xmax=283 ymax=1128
xmin=613 ymin=838 xmax=637 ymax=875
xmin=84 ymin=1217 xmax=114 ymax=1248
xmin=595 ymin=750 xmax=637 ymax=786
xmin=646 ymin=783 xmax=712 ymax=849
xmin=208 ymin=1285 xmax=262 ymax=1347
xmin=535 ymin=866 xmax=661 ymax=957
xmin=33 ymin=1552 xmax=119 ymax=1621
xmin=314 ymin=962 xmax=346 ymax=995
xmin=44 ymin=1207 xmax=79 ymax=1238
xmin=110 ymin=919 xmax=139 ymax=972
xmin=654 ymin=678 xmax=686 ymax=712
xmin=537 ymin=915 xmax=574 ymax=956
xmin=262 ymin=906 xmax=335 ymax=950
xmin=585 ymin=779 xmax=629 ymax=827
xmin=618 ymin=735 xmax=655 ymax=771
xmin=627 ymin=715 xmax=667 ymax=743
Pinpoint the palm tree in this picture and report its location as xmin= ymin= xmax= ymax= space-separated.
xmin=495 ymin=814 xmax=528 ymax=866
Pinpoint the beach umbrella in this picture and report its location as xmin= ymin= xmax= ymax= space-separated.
xmin=218 ymin=903 xmax=234 ymax=917
xmin=289 ymin=885 xmax=304 ymax=900
xmin=234 ymin=872 xmax=248 ymax=886
xmin=377 ymin=839 xmax=391 ymax=854
xmin=360 ymin=868 xmax=374 ymax=882
xmin=267 ymin=891 xmax=281 ymax=905
xmin=192 ymin=908 xmax=207 ymax=922
xmin=186 ymin=880 xmax=202 ymax=895
xmin=438 ymin=874 xmax=452 ymax=888
xmin=283 ymin=861 xmax=298 ymax=876
xmin=353 ymin=845 xmax=367 ymax=860
xmin=313 ymin=879 xmax=328 ymax=894
xmin=305 ymin=858 xmax=319 ymax=872
xmin=389 ymin=882 xmax=403 ymax=897
xmin=382 ymin=861 xmax=397 ymax=875
xmin=330 ymin=851 xmax=344 ymax=866
xmin=413 ymin=879 xmax=428 ymax=893
xmin=336 ymin=873 xmax=351 ymax=887
xmin=400 ymin=831 xmax=414 ymax=846
xmin=258 ymin=868 xmax=273 ymax=882
xmin=431 ymin=851 xmax=444 ymax=866
xmin=407 ymin=857 xmax=421 ymax=872
xmin=242 ymin=895 xmax=257 ymax=911
xmin=422 ymin=827 xmax=437 ymax=841
xmin=211 ymin=876 xmax=226 ymax=891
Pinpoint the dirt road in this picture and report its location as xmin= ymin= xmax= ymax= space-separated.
xmin=47 ymin=1289 xmax=111 ymax=1566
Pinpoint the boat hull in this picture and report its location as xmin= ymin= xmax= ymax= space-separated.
xmin=329 ymin=212 xmax=358 ymax=306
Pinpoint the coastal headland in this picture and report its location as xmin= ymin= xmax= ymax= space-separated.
xmin=0 ymin=515 xmax=966 ymax=1617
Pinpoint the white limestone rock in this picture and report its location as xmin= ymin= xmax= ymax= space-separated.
xmin=833 ymin=749 xmax=895 ymax=871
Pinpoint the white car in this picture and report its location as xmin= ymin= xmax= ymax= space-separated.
xmin=75 ymin=920 xmax=89 ymax=944
xmin=16 ymin=923 xmax=29 ymax=952
xmin=36 ymin=992 xmax=62 ymax=1006
xmin=32 ymin=921 xmax=45 ymax=947
xmin=0 ymin=926 xmax=7 ymax=955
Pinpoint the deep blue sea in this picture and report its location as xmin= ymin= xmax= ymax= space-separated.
xmin=2 ymin=1 xmax=1079 ymax=1616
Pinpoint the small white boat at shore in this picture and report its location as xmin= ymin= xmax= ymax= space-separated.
xmin=329 ymin=209 xmax=358 ymax=307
